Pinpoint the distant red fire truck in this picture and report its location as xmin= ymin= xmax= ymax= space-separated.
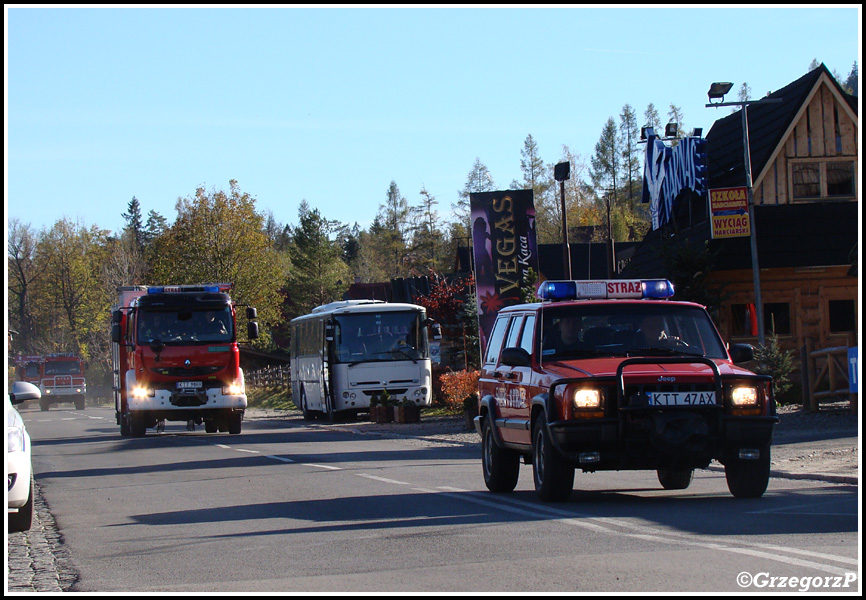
xmin=38 ymin=353 xmax=87 ymax=411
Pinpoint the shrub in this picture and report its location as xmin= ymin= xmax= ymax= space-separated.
xmin=753 ymin=334 xmax=796 ymax=402
xmin=439 ymin=370 xmax=480 ymax=412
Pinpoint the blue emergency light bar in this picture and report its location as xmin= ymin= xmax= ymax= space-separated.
xmin=537 ymin=279 xmax=674 ymax=301
xmin=147 ymin=283 xmax=231 ymax=294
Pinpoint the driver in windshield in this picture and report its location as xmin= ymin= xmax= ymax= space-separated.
xmin=544 ymin=315 xmax=583 ymax=354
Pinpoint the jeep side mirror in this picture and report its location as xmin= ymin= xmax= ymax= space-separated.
xmin=729 ymin=343 xmax=754 ymax=363
xmin=500 ymin=347 xmax=531 ymax=367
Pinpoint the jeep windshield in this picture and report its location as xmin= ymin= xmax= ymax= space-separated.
xmin=539 ymin=303 xmax=729 ymax=360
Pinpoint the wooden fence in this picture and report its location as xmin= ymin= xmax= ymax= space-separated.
xmin=247 ymin=364 xmax=291 ymax=389
xmin=802 ymin=333 xmax=858 ymax=414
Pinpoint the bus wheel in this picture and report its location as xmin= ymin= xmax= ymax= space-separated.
xmin=300 ymin=390 xmax=316 ymax=421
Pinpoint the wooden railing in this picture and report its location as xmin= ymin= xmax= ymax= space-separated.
xmin=246 ymin=364 xmax=291 ymax=389
xmin=802 ymin=334 xmax=857 ymax=414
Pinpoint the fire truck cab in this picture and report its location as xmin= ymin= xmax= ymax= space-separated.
xmin=476 ymin=279 xmax=778 ymax=501
xmin=111 ymin=283 xmax=258 ymax=437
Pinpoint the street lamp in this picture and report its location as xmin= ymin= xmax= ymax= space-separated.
xmin=706 ymin=82 xmax=782 ymax=346
xmin=554 ymin=161 xmax=571 ymax=279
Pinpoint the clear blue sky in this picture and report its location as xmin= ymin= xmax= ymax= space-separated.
xmin=6 ymin=6 xmax=861 ymax=237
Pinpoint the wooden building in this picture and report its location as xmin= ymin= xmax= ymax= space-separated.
xmin=621 ymin=64 xmax=858 ymax=359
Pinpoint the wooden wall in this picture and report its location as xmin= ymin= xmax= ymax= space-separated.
xmin=755 ymin=81 xmax=858 ymax=205
xmin=710 ymin=265 xmax=858 ymax=355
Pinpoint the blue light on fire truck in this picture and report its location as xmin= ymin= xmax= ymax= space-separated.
xmin=147 ymin=285 xmax=223 ymax=294
xmin=537 ymin=279 xmax=675 ymax=301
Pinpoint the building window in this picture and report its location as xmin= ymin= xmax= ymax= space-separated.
xmin=731 ymin=302 xmax=791 ymax=337
xmin=792 ymin=163 xmax=820 ymax=199
xmin=828 ymin=299 xmax=855 ymax=333
xmin=827 ymin=162 xmax=855 ymax=197
xmin=791 ymin=160 xmax=856 ymax=201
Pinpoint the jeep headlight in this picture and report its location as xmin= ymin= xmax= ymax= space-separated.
xmin=731 ymin=386 xmax=758 ymax=406
xmin=573 ymin=389 xmax=602 ymax=409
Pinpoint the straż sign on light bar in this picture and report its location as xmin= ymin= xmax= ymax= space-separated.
xmin=537 ymin=279 xmax=674 ymax=301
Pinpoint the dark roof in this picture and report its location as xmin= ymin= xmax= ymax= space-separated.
xmin=619 ymin=201 xmax=858 ymax=278
xmin=706 ymin=63 xmax=858 ymax=189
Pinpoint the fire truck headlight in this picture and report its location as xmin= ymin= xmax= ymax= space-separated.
xmin=573 ymin=389 xmax=602 ymax=409
xmin=131 ymin=386 xmax=153 ymax=399
xmin=223 ymin=382 xmax=244 ymax=396
xmin=731 ymin=386 xmax=758 ymax=406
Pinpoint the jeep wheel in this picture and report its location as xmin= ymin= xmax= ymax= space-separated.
xmin=482 ymin=417 xmax=519 ymax=493
xmin=657 ymin=467 xmax=694 ymax=490
xmin=532 ymin=419 xmax=574 ymax=502
xmin=725 ymin=449 xmax=771 ymax=498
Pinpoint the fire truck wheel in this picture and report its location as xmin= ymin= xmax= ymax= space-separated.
xmin=205 ymin=420 xmax=218 ymax=433
xmin=129 ymin=414 xmax=147 ymax=437
xmin=228 ymin=412 xmax=242 ymax=435
xmin=532 ymin=418 xmax=574 ymax=502
xmin=75 ymin=396 xmax=85 ymax=410
xmin=657 ymin=467 xmax=694 ymax=490
xmin=39 ymin=398 xmax=50 ymax=412
xmin=482 ymin=417 xmax=520 ymax=493
xmin=725 ymin=449 xmax=771 ymax=498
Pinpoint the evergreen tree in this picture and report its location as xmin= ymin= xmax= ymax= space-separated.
xmin=121 ymin=196 xmax=144 ymax=248
xmin=644 ymin=103 xmax=661 ymax=131
xmin=285 ymin=200 xmax=350 ymax=316
xmin=619 ymin=104 xmax=641 ymax=206
xmin=455 ymin=157 xmax=495 ymax=229
xmin=844 ymin=61 xmax=858 ymax=95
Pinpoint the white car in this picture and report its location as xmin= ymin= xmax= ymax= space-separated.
xmin=8 ymin=381 xmax=40 ymax=532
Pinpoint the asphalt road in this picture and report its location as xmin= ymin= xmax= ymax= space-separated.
xmin=7 ymin=405 xmax=860 ymax=594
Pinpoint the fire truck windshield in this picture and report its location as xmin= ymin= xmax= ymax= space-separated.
xmin=43 ymin=360 xmax=81 ymax=375
xmin=138 ymin=307 xmax=233 ymax=344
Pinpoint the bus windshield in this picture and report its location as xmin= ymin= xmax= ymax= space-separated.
xmin=334 ymin=311 xmax=429 ymax=363
xmin=137 ymin=306 xmax=233 ymax=344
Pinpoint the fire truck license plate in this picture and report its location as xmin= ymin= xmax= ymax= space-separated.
xmin=649 ymin=391 xmax=716 ymax=406
xmin=177 ymin=381 xmax=202 ymax=390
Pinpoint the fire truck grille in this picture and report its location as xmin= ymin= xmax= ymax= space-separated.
xmin=151 ymin=366 xmax=223 ymax=377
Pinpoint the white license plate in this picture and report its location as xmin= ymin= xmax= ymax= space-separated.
xmin=177 ymin=381 xmax=202 ymax=390
xmin=650 ymin=391 xmax=716 ymax=406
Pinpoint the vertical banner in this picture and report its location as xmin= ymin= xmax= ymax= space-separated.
xmin=709 ymin=186 xmax=751 ymax=238
xmin=470 ymin=189 xmax=538 ymax=357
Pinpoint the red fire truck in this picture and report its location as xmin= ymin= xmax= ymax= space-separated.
xmin=110 ymin=283 xmax=259 ymax=437
xmin=14 ymin=355 xmax=43 ymax=386
xmin=38 ymin=354 xmax=87 ymax=411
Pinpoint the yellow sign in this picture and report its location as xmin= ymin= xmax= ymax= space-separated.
xmin=709 ymin=187 xmax=750 ymax=238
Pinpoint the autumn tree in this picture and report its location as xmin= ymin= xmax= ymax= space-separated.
xmin=148 ymin=180 xmax=284 ymax=347
xmin=7 ymin=218 xmax=45 ymax=354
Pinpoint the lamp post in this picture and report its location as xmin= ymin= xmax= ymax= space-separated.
xmin=706 ymin=83 xmax=782 ymax=346
xmin=554 ymin=161 xmax=572 ymax=279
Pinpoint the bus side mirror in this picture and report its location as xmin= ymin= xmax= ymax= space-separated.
xmin=426 ymin=320 xmax=442 ymax=340
xmin=248 ymin=322 xmax=259 ymax=340
xmin=324 ymin=324 xmax=335 ymax=342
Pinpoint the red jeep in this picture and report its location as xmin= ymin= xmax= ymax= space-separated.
xmin=476 ymin=279 xmax=777 ymax=501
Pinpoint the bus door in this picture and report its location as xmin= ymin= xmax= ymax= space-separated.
xmin=322 ymin=319 xmax=335 ymax=420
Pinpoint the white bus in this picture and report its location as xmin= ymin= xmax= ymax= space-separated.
xmin=290 ymin=300 xmax=437 ymax=421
